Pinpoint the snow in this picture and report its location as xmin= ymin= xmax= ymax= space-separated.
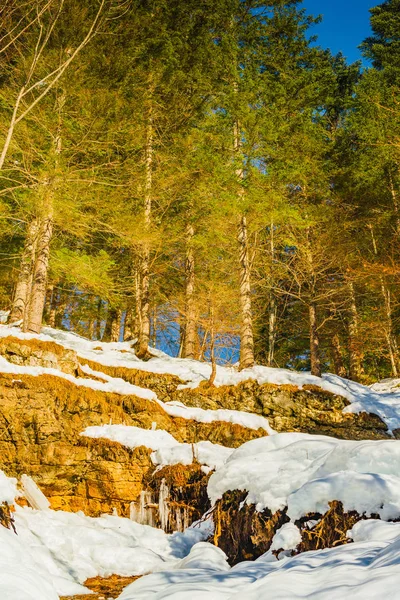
xmin=12 ymin=504 xmax=210 ymax=597
xmin=0 ymin=524 xmax=59 ymax=600
xmin=3 ymin=323 xmax=400 ymax=433
xmin=207 ymin=433 xmax=400 ymax=519
xmin=82 ymin=425 xmax=234 ymax=470
xmin=0 ymin=471 xmax=19 ymax=505
xmin=5 ymin=325 xmax=400 ymax=598
xmin=270 ymin=523 xmax=302 ymax=552
xmin=115 ymin=532 xmax=400 ymax=600
xmin=160 ymin=400 xmax=273 ymax=433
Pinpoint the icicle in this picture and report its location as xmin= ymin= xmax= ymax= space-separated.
xmin=130 ymin=490 xmax=156 ymax=526
xmin=21 ymin=475 xmax=50 ymax=510
xmin=158 ymin=478 xmax=170 ymax=531
xmin=176 ymin=507 xmax=182 ymax=532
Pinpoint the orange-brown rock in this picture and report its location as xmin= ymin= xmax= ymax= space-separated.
xmin=0 ymin=372 xmax=263 ymax=516
xmin=0 ymin=336 xmax=79 ymax=374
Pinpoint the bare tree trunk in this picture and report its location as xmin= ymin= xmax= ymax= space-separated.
xmin=136 ymin=101 xmax=153 ymax=359
xmin=134 ymin=267 xmax=142 ymax=340
xmin=238 ymin=215 xmax=255 ymax=370
xmin=25 ymin=213 xmax=53 ymax=333
xmin=267 ymin=221 xmax=277 ymax=367
xmin=151 ymin=306 xmax=157 ymax=348
xmin=123 ymin=305 xmax=133 ymax=341
xmin=267 ymin=296 xmax=277 ymax=367
xmin=309 ymin=302 xmax=321 ymax=377
xmin=388 ymin=171 xmax=400 ymax=234
xmin=348 ymin=281 xmax=364 ymax=381
xmin=183 ymin=224 xmax=196 ymax=359
xmin=111 ymin=309 xmax=121 ymax=342
xmin=369 ymin=225 xmax=399 ymax=376
xmin=331 ymin=333 xmax=347 ymax=378
xmin=8 ymin=218 xmax=39 ymax=323
xmin=103 ymin=305 xmax=116 ymax=342
xmin=234 ymin=115 xmax=254 ymax=370
xmin=24 ymin=91 xmax=65 ymax=334
xmin=209 ymin=304 xmax=217 ymax=386
xmin=95 ymin=297 xmax=102 ymax=340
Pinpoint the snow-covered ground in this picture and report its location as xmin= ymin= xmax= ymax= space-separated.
xmin=119 ymin=524 xmax=400 ymax=600
xmin=13 ymin=504 xmax=209 ymax=597
xmin=3 ymin=324 xmax=400 ymax=599
xmin=82 ymin=424 xmax=234 ymax=470
xmin=2 ymin=323 xmax=400 ymax=431
xmin=0 ymin=470 xmax=211 ymax=598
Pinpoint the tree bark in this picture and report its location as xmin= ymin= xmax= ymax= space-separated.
xmin=309 ymin=302 xmax=321 ymax=377
xmin=238 ymin=215 xmax=255 ymax=370
xmin=183 ymin=223 xmax=196 ymax=359
xmin=123 ymin=305 xmax=133 ymax=341
xmin=25 ymin=213 xmax=53 ymax=333
xmin=8 ymin=217 xmax=39 ymax=323
xmin=347 ymin=281 xmax=364 ymax=381
xmin=111 ymin=308 xmax=121 ymax=342
xmin=331 ymin=333 xmax=347 ymax=378
xmin=103 ymin=306 xmax=118 ymax=342
xmin=267 ymin=221 xmax=277 ymax=367
xmin=136 ymin=100 xmax=153 ymax=359
xmin=24 ymin=91 xmax=64 ymax=334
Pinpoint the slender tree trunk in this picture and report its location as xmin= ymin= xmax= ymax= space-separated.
xmin=234 ymin=116 xmax=254 ymax=370
xmin=123 ymin=305 xmax=133 ymax=341
xmin=183 ymin=224 xmax=196 ymax=359
xmin=110 ymin=308 xmax=121 ymax=342
xmin=25 ymin=212 xmax=53 ymax=333
xmin=8 ymin=218 xmax=39 ymax=323
xmin=151 ymin=306 xmax=157 ymax=348
xmin=309 ymin=302 xmax=321 ymax=377
xmin=348 ymin=281 xmax=364 ymax=381
xmin=369 ymin=225 xmax=399 ymax=376
xmin=198 ymin=328 xmax=208 ymax=361
xmin=388 ymin=171 xmax=400 ymax=234
xmin=103 ymin=306 xmax=117 ymax=342
xmin=331 ymin=333 xmax=347 ymax=378
xmin=95 ymin=297 xmax=102 ymax=340
xmin=0 ymin=86 xmax=24 ymax=170
xmin=24 ymin=91 xmax=64 ymax=334
xmin=238 ymin=215 xmax=255 ymax=370
xmin=136 ymin=101 xmax=153 ymax=359
xmin=267 ymin=221 xmax=277 ymax=366
xmin=267 ymin=296 xmax=277 ymax=367
xmin=209 ymin=303 xmax=217 ymax=386
xmin=133 ymin=267 xmax=142 ymax=341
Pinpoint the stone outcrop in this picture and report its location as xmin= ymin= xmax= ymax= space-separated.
xmin=173 ymin=381 xmax=389 ymax=440
xmin=0 ymin=334 xmax=390 ymax=523
xmin=0 ymin=371 xmax=261 ymax=516
xmin=0 ymin=336 xmax=79 ymax=375
xmin=82 ymin=358 xmax=184 ymax=401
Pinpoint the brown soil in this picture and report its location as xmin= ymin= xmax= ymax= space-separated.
xmin=60 ymin=574 xmax=140 ymax=599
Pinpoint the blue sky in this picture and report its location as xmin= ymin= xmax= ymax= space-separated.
xmin=302 ymin=0 xmax=377 ymax=64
